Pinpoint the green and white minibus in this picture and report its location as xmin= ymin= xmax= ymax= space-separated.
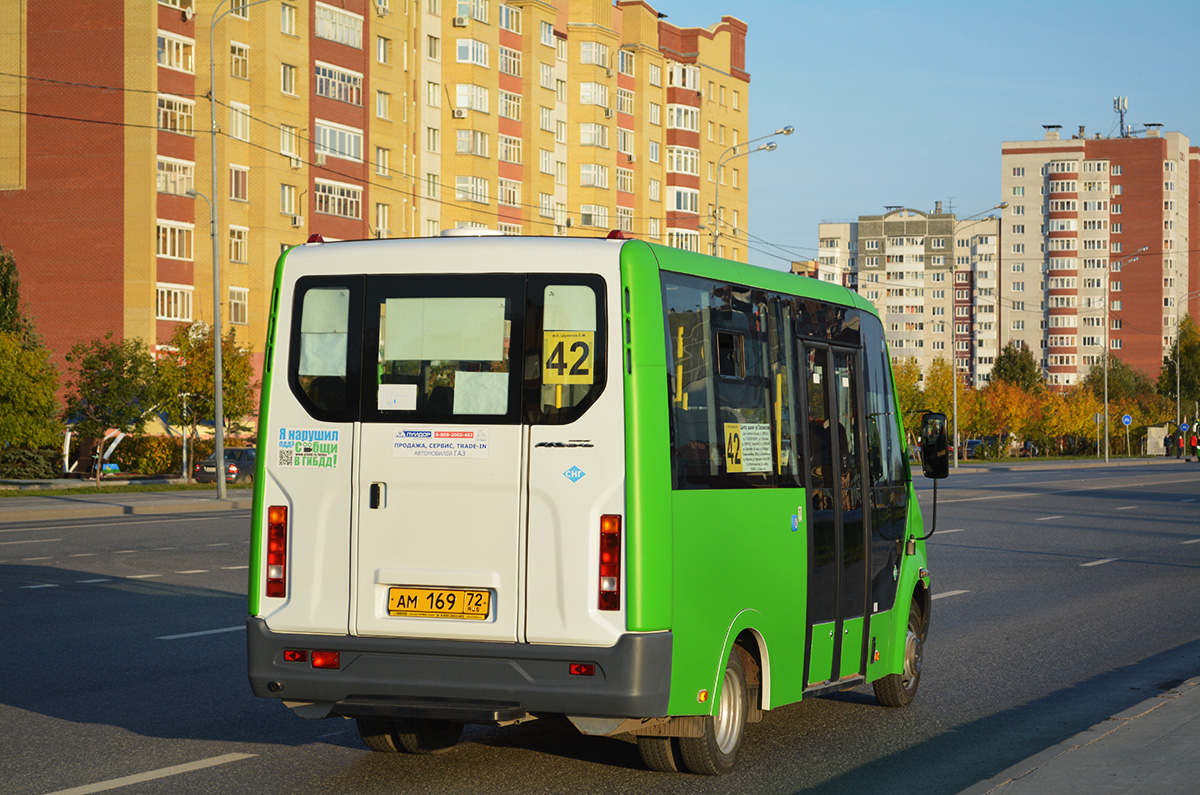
xmin=247 ymin=234 xmax=936 ymax=775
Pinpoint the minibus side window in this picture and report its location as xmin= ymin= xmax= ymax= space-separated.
xmin=296 ymin=286 xmax=350 ymax=414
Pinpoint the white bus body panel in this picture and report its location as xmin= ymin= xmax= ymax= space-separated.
xmin=262 ymin=238 xmax=628 ymax=650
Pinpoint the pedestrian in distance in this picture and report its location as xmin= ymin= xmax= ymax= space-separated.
xmin=1178 ymin=434 xmax=1185 ymax=458
xmin=1191 ymin=432 xmax=1198 ymax=459
xmin=1165 ymin=434 xmax=1173 ymax=457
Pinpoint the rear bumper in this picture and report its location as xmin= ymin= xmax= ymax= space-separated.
xmin=246 ymin=617 xmax=672 ymax=722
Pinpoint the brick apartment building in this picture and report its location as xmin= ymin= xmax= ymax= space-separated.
xmin=0 ymin=0 xmax=752 ymax=396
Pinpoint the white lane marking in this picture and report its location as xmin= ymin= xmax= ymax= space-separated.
xmin=20 ymin=583 xmax=58 ymax=589
xmin=1182 ymin=539 xmax=1200 ymax=545
xmin=207 ymin=542 xmax=231 ymax=547
xmin=157 ymin=625 xmax=244 ymax=640
xmin=1035 ymin=516 xmax=1063 ymax=521
xmin=22 ymin=556 xmax=51 ymax=561
xmin=175 ymin=569 xmax=208 ymax=575
xmin=42 ymin=752 xmax=257 ymax=795
xmin=318 ymin=729 xmax=351 ymax=738
xmin=932 ymin=590 xmax=970 ymax=600
xmin=1081 ymin=558 xmax=1117 ymax=567
xmin=115 ymin=550 xmax=138 ymax=554
xmin=126 ymin=574 xmax=162 ymax=579
xmin=1182 ymin=498 xmax=1197 ymax=503
xmin=1115 ymin=506 xmax=1137 ymax=511
xmin=76 ymin=579 xmax=112 ymax=584
xmin=6 ymin=515 xmax=240 ymax=534
xmin=0 ymin=538 xmax=61 ymax=546
xmin=68 ymin=553 xmax=98 ymax=557
xmin=221 ymin=565 xmax=249 ymax=570
xmin=155 ymin=547 xmax=177 ymax=551
xmin=939 ymin=475 xmax=1200 ymax=504
xmin=938 ymin=528 xmax=965 ymax=534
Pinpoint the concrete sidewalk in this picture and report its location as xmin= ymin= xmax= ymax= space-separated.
xmin=961 ymin=677 xmax=1200 ymax=794
xmin=0 ymin=484 xmax=253 ymax=523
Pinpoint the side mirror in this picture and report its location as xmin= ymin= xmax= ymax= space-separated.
xmin=920 ymin=412 xmax=949 ymax=480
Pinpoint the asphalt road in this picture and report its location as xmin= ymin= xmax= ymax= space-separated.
xmin=2 ymin=461 xmax=1198 ymax=794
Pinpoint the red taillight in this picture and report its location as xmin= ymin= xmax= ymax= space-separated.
xmin=598 ymin=514 xmax=621 ymax=611
xmin=569 ymin=663 xmax=596 ymax=676
xmin=283 ymin=649 xmax=308 ymax=663
xmin=266 ymin=505 xmax=287 ymax=598
xmin=312 ymin=650 xmax=340 ymax=669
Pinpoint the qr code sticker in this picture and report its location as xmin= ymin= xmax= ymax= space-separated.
xmin=278 ymin=448 xmax=294 ymax=467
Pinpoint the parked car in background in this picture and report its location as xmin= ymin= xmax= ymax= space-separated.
xmin=194 ymin=447 xmax=256 ymax=484
xmin=964 ymin=439 xmax=984 ymax=459
xmin=1019 ymin=441 xmax=1039 ymax=457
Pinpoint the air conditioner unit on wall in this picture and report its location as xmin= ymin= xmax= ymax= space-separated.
xmin=291 ymin=215 xmax=304 ymax=229
xmin=603 ymin=108 xmax=613 ymax=119
xmin=315 ymin=152 xmax=327 ymax=167
xmin=453 ymin=15 xmax=468 ymax=27
xmin=452 ymin=108 xmax=467 ymax=119
xmin=288 ymin=156 xmax=302 ymax=169
xmin=375 ymin=0 xmax=388 ymax=17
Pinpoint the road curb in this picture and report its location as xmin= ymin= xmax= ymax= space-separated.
xmin=0 ymin=497 xmax=254 ymax=524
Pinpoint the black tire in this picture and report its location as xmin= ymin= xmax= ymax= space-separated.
xmin=637 ymin=735 xmax=682 ymax=773
xmin=873 ymin=599 xmax=925 ymax=708
xmin=394 ymin=719 xmax=463 ymax=755
xmin=356 ymin=718 xmax=401 ymax=753
xmin=677 ymin=647 xmax=748 ymax=775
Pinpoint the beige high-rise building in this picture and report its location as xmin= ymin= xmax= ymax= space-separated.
xmin=0 ymin=0 xmax=751 ymax=396
xmin=818 ymin=207 xmax=1002 ymax=387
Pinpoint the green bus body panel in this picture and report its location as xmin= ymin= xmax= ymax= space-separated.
xmin=840 ymin=617 xmax=865 ymax=679
xmin=248 ymin=246 xmax=295 ymax=617
xmin=808 ymin=620 xmax=835 ymax=683
xmin=618 ymin=240 xmax=674 ymax=632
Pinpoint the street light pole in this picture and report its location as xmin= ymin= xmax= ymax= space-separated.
xmin=950 ymin=203 xmax=1007 ymax=468
xmin=711 ymin=126 xmax=793 ymax=254
xmin=1103 ymin=246 xmax=1146 ymax=463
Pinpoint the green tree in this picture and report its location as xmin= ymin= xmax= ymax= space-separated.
xmin=991 ymin=341 xmax=1043 ymax=393
xmin=1081 ymin=354 xmax=1156 ymax=404
xmin=62 ymin=333 xmax=158 ymax=485
xmin=0 ymin=331 xmax=62 ymax=448
xmin=922 ymin=357 xmax=954 ymax=417
xmin=156 ymin=322 xmax=259 ymax=441
xmin=890 ymin=357 xmax=923 ymax=436
xmin=0 ymin=241 xmax=39 ymax=347
xmin=1158 ymin=314 xmax=1200 ymax=425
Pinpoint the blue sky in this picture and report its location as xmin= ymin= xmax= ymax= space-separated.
xmin=666 ymin=0 xmax=1200 ymax=270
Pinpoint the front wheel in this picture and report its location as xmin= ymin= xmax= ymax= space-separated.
xmin=873 ymin=599 xmax=925 ymax=708
xmin=677 ymin=646 xmax=748 ymax=775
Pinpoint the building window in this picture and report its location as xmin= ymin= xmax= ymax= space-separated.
xmin=618 ymin=49 xmax=634 ymax=76
xmin=156 ymin=221 xmax=194 ymax=261
xmin=456 ymin=0 xmax=488 ymax=22
xmin=454 ymin=175 xmax=488 ymax=204
xmin=315 ymin=62 xmax=363 ymax=105
xmin=425 ymin=173 xmax=439 ymax=198
xmin=498 ymin=135 xmax=521 ymax=164
xmin=229 ymin=226 xmax=248 ymax=263
xmin=375 ymin=203 xmax=389 ymax=237
xmin=580 ymin=204 xmax=608 ymax=227
xmin=426 ymin=126 xmax=440 ymax=152
xmin=280 ymin=63 xmax=296 ymax=95
xmin=230 ymin=42 xmax=249 ymax=78
xmin=376 ymin=90 xmax=390 ymax=119
xmin=499 ymin=90 xmax=520 ymax=120
xmin=156 ymin=283 xmax=193 ymax=321
xmin=157 ymin=157 xmax=194 ymax=195
xmin=580 ymin=163 xmax=608 ymax=188
xmin=580 ymin=42 xmax=610 ymax=67
xmin=648 ymin=141 xmax=660 ymax=163
xmin=456 ymin=129 xmax=489 ymax=157
xmin=499 ymin=46 xmax=521 ymax=77
xmin=540 ymin=63 xmax=553 ymax=89
xmin=157 ymin=31 xmax=194 ymax=73
xmin=281 ymin=3 xmax=297 ymax=35
xmin=539 ymin=106 xmax=553 ymax=132
xmin=377 ymin=36 xmax=390 ymax=64
xmin=157 ymin=95 xmax=194 ymax=135
xmin=229 ymin=287 xmax=249 ymax=325
xmin=666 ymin=104 xmax=699 ymax=131
xmin=280 ymin=183 xmax=296 ymax=214
xmin=666 ymin=146 xmax=699 ymax=176
xmin=616 ymin=88 xmax=634 ymax=115
xmin=648 ymin=217 xmax=660 ymax=240
xmin=229 ymin=102 xmax=250 ymax=141
xmin=455 ymin=83 xmax=489 ymax=112
xmin=579 ymin=82 xmax=608 ymax=107
xmin=280 ymin=124 xmax=298 ymax=156
xmin=314 ymin=179 xmax=363 ymax=218
xmin=456 ymin=38 xmax=489 ymax=67
xmin=376 ymin=146 xmax=390 ymax=176
xmin=616 ymin=168 xmax=633 ymax=193
xmin=498 ymin=4 xmax=521 ymax=32
xmin=667 ymin=229 xmax=700 ymax=252
xmin=580 ymin=123 xmax=608 ymax=148
xmin=668 ymin=187 xmax=699 ymax=214
xmin=649 ymin=102 xmax=660 ymax=125
xmin=539 ymin=192 xmax=553 ymax=218
xmin=649 ymin=178 xmax=660 ymax=201
xmin=427 ymin=35 xmax=440 ymax=60
xmin=316 ymin=2 xmax=363 ymax=49
xmin=666 ymin=63 xmax=699 ymax=90
xmin=229 ymin=165 xmax=248 ymax=201
xmin=618 ymin=129 xmax=634 ymax=155
xmin=498 ymin=178 xmax=520 ymax=207
xmin=315 ymin=120 xmax=363 ymax=161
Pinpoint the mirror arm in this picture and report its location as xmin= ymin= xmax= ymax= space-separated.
xmin=914 ymin=477 xmax=936 ymax=541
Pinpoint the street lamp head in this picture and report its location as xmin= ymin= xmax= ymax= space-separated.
xmin=997 ymin=201 xmax=1009 ymax=209
xmin=185 ymin=189 xmax=199 ymax=198
xmin=777 ymin=126 xmax=795 ymax=136
xmin=760 ymin=142 xmax=778 ymax=152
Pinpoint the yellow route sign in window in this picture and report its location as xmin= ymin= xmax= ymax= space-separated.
xmin=543 ymin=331 xmax=594 ymax=385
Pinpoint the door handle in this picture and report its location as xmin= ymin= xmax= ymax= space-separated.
xmin=370 ymin=482 xmax=384 ymax=509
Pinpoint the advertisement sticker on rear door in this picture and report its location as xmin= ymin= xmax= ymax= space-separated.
xmin=277 ymin=427 xmax=341 ymax=468
xmin=392 ymin=428 xmax=489 ymax=458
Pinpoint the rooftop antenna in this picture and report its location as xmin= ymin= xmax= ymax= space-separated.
xmin=1114 ymin=96 xmax=1128 ymax=138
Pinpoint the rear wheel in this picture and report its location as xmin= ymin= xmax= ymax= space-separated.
xmin=873 ymin=599 xmax=925 ymax=708
xmin=356 ymin=718 xmax=401 ymax=753
xmin=394 ymin=719 xmax=463 ymax=755
xmin=677 ymin=647 xmax=748 ymax=775
xmin=637 ymin=735 xmax=682 ymax=773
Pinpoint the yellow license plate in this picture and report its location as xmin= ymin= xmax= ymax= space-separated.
xmin=387 ymin=587 xmax=491 ymax=620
